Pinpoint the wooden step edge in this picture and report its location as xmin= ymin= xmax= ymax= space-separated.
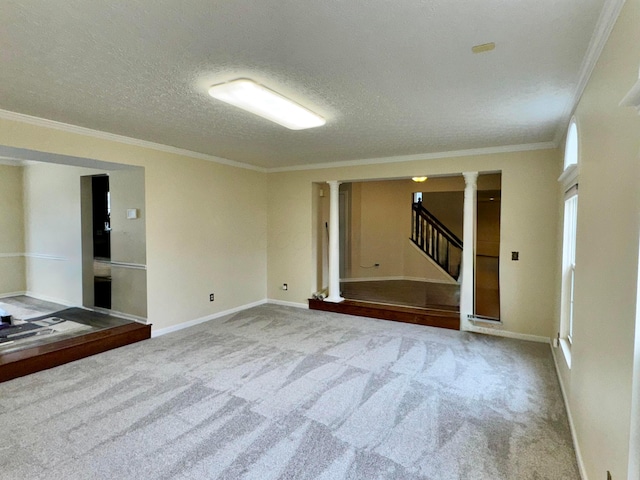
xmin=0 ymin=323 xmax=151 ymax=383
xmin=337 ymin=299 xmax=459 ymax=317
xmin=308 ymin=298 xmax=460 ymax=331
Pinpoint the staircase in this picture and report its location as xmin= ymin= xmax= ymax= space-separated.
xmin=411 ymin=201 xmax=463 ymax=280
xmin=309 ymin=201 xmax=463 ymax=331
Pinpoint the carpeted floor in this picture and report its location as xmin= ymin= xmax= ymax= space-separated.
xmin=0 ymin=305 xmax=579 ymax=479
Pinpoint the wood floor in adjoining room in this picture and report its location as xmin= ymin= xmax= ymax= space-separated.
xmin=475 ymin=255 xmax=500 ymax=319
xmin=340 ymin=279 xmax=460 ymax=311
xmin=0 ymin=296 xmax=151 ymax=382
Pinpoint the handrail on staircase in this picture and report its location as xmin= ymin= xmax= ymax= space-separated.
xmin=411 ymin=202 xmax=463 ymax=280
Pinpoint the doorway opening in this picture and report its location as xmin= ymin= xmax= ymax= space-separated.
xmin=91 ymin=175 xmax=111 ymax=309
xmin=474 ymin=174 xmax=502 ymax=321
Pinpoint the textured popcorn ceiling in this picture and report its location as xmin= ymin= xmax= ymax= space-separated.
xmin=1 ymin=0 xmax=605 ymax=169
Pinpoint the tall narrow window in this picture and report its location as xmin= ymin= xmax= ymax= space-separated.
xmin=559 ymin=118 xmax=579 ymax=365
xmin=562 ymin=188 xmax=578 ymax=344
xmin=564 ymin=121 xmax=578 ymax=170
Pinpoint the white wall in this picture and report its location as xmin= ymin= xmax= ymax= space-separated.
xmin=0 ymin=163 xmax=26 ymax=295
xmin=552 ymin=0 xmax=640 ymax=478
xmin=23 ymin=162 xmax=105 ymax=305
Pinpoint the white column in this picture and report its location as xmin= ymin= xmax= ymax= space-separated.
xmin=325 ymin=180 xmax=344 ymax=303
xmin=460 ymin=172 xmax=478 ymax=330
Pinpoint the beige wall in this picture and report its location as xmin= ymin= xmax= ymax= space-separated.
xmin=421 ymin=191 xmax=464 ymax=239
xmin=268 ymin=149 xmax=560 ymax=338
xmin=110 ymin=168 xmax=146 ymax=265
xmin=109 ymin=168 xmax=147 ymax=317
xmin=0 ymin=118 xmax=268 ymax=331
xmin=345 ymin=179 xmax=456 ymax=282
xmin=553 ymin=0 xmax=640 ymax=478
xmin=0 ymin=164 xmax=26 ymax=294
xmin=353 ymin=180 xmax=410 ymax=278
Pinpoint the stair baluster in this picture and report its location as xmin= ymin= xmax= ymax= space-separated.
xmin=410 ymin=202 xmax=463 ymax=280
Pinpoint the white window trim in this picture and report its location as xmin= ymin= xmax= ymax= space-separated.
xmin=560 ymin=337 xmax=572 ymax=368
xmin=558 ymin=117 xmax=579 ymax=368
xmin=563 ymin=119 xmax=579 ymax=170
xmin=558 ymin=163 xmax=579 ymax=187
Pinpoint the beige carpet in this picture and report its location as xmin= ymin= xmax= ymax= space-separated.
xmin=0 ymin=304 xmax=579 ymax=479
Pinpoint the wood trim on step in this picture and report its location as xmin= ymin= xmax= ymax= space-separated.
xmin=309 ymin=298 xmax=460 ymax=330
xmin=0 ymin=323 xmax=151 ymax=383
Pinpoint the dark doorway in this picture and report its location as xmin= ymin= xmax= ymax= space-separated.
xmin=475 ymin=183 xmax=501 ymax=320
xmin=92 ymin=175 xmax=111 ymax=309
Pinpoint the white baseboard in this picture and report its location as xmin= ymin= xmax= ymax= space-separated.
xmin=90 ymin=306 xmax=147 ymax=324
xmin=24 ymin=291 xmax=73 ymax=307
xmin=466 ymin=323 xmax=550 ymax=344
xmin=340 ymin=276 xmax=455 ymax=284
xmin=267 ymin=299 xmax=309 ymax=309
xmin=0 ymin=291 xmax=27 ymax=299
xmin=551 ymin=345 xmax=587 ymax=479
xmin=152 ymin=299 xmax=268 ymax=337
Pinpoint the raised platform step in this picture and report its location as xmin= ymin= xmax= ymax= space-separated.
xmin=0 ymin=321 xmax=151 ymax=383
xmin=308 ymin=298 xmax=460 ymax=330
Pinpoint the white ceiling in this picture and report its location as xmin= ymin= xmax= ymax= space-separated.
xmin=2 ymin=0 xmax=609 ymax=169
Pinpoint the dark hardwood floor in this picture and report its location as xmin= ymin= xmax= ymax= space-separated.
xmin=0 ymin=297 xmax=151 ymax=383
xmin=309 ymin=298 xmax=460 ymax=330
xmin=475 ymin=255 xmax=500 ymax=319
xmin=311 ymin=279 xmax=461 ymax=330
xmin=340 ymin=279 xmax=460 ymax=310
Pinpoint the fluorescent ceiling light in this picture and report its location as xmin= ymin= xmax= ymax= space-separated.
xmin=208 ymin=79 xmax=325 ymax=130
xmin=412 ymin=176 xmax=428 ymax=182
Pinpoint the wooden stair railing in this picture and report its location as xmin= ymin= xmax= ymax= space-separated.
xmin=411 ymin=202 xmax=463 ymax=280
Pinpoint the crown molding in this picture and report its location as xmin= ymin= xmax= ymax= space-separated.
xmin=553 ymin=0 xmax=626 ymax=145
xmin=0 ymin=109 xmax=266 ymax=173
xmin=1 ymin=108 xmax=557 ymax=174
xmin=267 ymin=141 xmax=557 ymax=173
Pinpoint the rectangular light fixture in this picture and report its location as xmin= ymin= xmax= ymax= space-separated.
xmin=208 ymin=78 xmax=325 ymax=130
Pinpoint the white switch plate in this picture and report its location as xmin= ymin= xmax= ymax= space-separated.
xmin=126 ymin=208 xmax=138 ymax=219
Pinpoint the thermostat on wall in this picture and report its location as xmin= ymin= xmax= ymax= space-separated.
xmin=126 ymin=208 xmax=139 ymax=219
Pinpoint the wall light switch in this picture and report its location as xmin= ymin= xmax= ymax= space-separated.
xmin=511 ymin=251 xmax=519 ymax=261
xmin=126 ymin=208 xmax=139 ymax=219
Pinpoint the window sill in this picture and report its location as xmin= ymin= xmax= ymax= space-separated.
xmin=558 ymin=164 xmax=579 ymax=187
xmin=559 ymin=338 xmax=572 ymax=369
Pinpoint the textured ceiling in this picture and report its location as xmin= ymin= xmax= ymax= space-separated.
xmin=2 ymin=0 xmax=606 ymax=169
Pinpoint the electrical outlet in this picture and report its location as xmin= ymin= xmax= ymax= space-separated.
xmin=209 ymin=293 xmax=215 ymax=302
xmin=511 ymin=251 xmax=519 ymax=261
